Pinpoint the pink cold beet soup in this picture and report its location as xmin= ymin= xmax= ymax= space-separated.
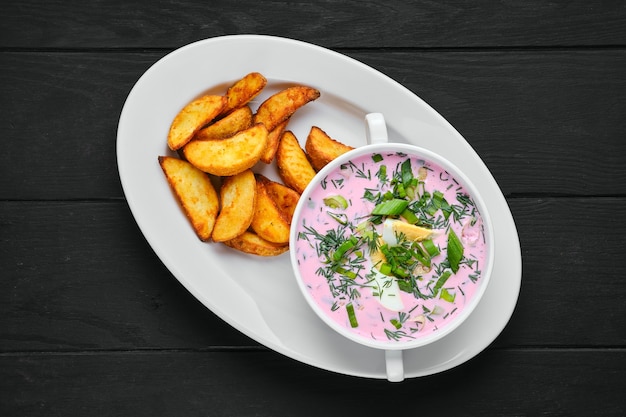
xmin=291 ymin=146 xmax=492 ymax=348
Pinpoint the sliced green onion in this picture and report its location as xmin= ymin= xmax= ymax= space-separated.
xmin=395 ymin=182 xmax=406 ymax=198
xmin=431 ymin=305 xmax=445 ymax=315
xmin=328 ymin=212 xmax=348 ymax=225
xmin=372 ymin=153 xmax=383 ymax=162
xmin=433 ymin=271 xmax=452 ymax=295
xmin=401 ymin=159 xmax=413 ymax=186
xmin=390 ymin=318 xmax=402 ymax=329
xmin=323 ymin=195 xmax=348 ymax=209
xmin=432 ymin=190 xmax=445 ymax=204
xmin=440 ymin=288 xmax=456 ymax=303
xmin=332 ymin=236 xmax=358 ymax=262
xmin=447 ymin=229 xmax=464 ymax=273
xmin=405 ymin=184 xmax=416 ymax=200
xmin=391 ymin=266 xmax=409 ymax=279
xmin=333 ymin=266 xmax=357 ymax=279
xmin=410 ymin=248 xmax=431 ymax=268
xmin=397 ymin=279 xmax=413 ymax=293
xmin=376 ymin=165 xmax=387 ymax=182
xmin=372 ymin=199 xmax=409 ymax=216
xmin=346 ymin=303 xmax=358 ymax=328
xmin=379 ymin=262 xmax=393 ymax=276
xmin=422 ymin=239 xmax=440 ymax=257
xmin=401 ymin=208 xmax=419 ymax=224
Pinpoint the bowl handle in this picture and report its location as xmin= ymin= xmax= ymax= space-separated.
xmin=365 ymin=113 xmax=388 ymax=144
xmin=385 ymin=350 xmax=404 ymax=382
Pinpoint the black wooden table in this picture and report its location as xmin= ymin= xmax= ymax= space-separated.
xmin=2 ymin=1 xmax=625 ymax=415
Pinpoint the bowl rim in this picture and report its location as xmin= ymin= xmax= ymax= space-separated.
xmin=289 ymin=142 xmax=496 ymax=351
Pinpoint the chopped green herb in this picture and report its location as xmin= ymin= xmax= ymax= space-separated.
xmin=327 ymin=212 xmax=348 ymax=225
xmin=379 ymin=262 xmax=392 ymax=276
xmin=323 ymin=195 xmax=348 ymax=209
xmin=332 ymin=236 xmax=359 ymax=262
xmin=401 ymin=208 xmax=419 ymax=224
xmin=447 ymin=229 xmax=464 ymax=273
xmin=346 ymin=303 xmax=358 ymax=328
xmin=422 ymin=239 xmax=440 ymax=257
xmin=376 ymin=165 xmax=388 ymax=184
xmin=372 ymin=199 xmax=409 ymax=216
xmin=440 ymin=288 xmax=456 ymax=303
xmin=400 ymin=159 xmax=413 ymax=186
xmin=432 ymin=271 xmax=452 ymax=296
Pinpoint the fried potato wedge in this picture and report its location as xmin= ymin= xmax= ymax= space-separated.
xmin=305 ymin=126 xmax=355 ymax=171
xmin=221 ymin=72 xmax=267 ymax=116
xmin=260 ymin=119 xmax=288 ymax=164
xmin=253 ymin=86 xmax=320 ymax=132
xmin=167 ymin=95 xmax=226 ymax=150
xmin=194 ymin=105 xmax=253 ymax=141
xmin=158 ymin=156 xmax=219 ymax=241
xmin=211 ymin=169 xmax=257 ymax=242
xmin=276 ymin=130 xmax=317 ymax=194
xmin=263 ymin=177 xmax=301 ymax=221
xmin=182 ymin=123 xmax=269 ymax=176
xmin=250 ymin=174 xmax=292 ymax=244
xmin=223 ymin=231 xmax=288 ymax=257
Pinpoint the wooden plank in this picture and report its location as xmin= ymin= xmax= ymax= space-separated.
xmin=1 ymin=50 xmax=625 ymax=200
xmin=2 ymin=1 xmax=626 ymax=48
xmin=0 ymin=200 xmax=256 ymax=351
xmin=1 ymin=197 xmax=625 ymax=351
xmin=0 ymin=52 xmax=161 ymax=200
xmin=1 ymin=349 xmax=624 ymax=416
xmin=356 ymin=50 xmax=626 ymax=197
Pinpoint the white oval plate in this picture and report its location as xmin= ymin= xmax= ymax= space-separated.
xmin=117 ymin=35 xmax=522 ymax=379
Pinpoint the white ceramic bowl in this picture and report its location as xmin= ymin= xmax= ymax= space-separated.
xmin=289 ymin=114 xmax=495 ymax=381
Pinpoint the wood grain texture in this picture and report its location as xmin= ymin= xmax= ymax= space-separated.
xmin=1 ymin=350 xmax=624 ymax=416
xmin=1 ymin=50 xmax=624 ymax=199
xmin=2 ymin=198 xmax=625 ymax=352
xmin=2 ymin=0 xmax=626 ymax=48
xmin=1 ymin=1 xmax=625 ymax=415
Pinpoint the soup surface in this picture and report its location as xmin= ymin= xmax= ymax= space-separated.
xmin=293 ymin=151 xmax=488 ymax=343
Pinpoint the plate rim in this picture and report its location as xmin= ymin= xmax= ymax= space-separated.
xmin=117 ymin=34 xmax=522 ymax=379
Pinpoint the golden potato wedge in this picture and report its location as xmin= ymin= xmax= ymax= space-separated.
xmin=253 ymin=86 xmax=320 ymax=132
xmin=276 ymin=130 xmax=317 ymax=194
xmin=305 ymin=126 xmax=355 ymax=171
xmin=158 ymin=156 xmax=219 ymax=241
xmin=167 ymin=95 xmax=226 ymax=150
xmin=194 ymin=106 xmax=253 ymax=141
xmin=221 ymin=72 xmax=267 ymax=116
xmin=223 ymin=231 xmax=288 ymax=257
xmin=260 ymin=119 xmax=288 ymax=164
xmin=182 ymin=123 xmax=269 ymax=176
xmin=263 ymin=177 xmax=301 ymax=221
xmin=211 ymin=169 xmax=257 ymax=242
xmin=250 ymin=174 xmax=292 ymax=244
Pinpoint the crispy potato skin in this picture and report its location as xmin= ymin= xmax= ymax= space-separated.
xmin=194 ymin=106 xmax=253 ymax=141
xmin=250 ymin=174 xmax=292 ymax=244
xmin=263 ymin=178 xmax=300 ymax=221
xmin=253 ymin=86 xmax=320 ymax=132
xmin=221 ymin=72 xmax=267 ymax=116
xmin=158 ymin=156 xmax=219 ymax=241
xmin=223 ymin=231 xmax=288 ymax=256
xmin=305 ymin=126 xmax=354 ymax=171
xmin=276 ymin=130 xmax=317 ymax=194
xmin=167 ymin=95 xmax=226 ymax=150
xmin=211 ymin=169 xmax=257 ymax=242
xmin=161 ymin=73 xmax=362 ymax=257
xmin=260 ymin=119 xmax=288 ymax=164
xmin=182 ymin=123 xmax=269 ymax=176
